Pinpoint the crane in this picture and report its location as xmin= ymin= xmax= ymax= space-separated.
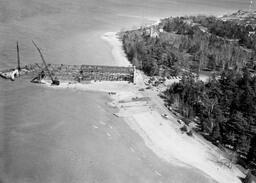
xmin=32 ymin=40 xmax=60 ymax=85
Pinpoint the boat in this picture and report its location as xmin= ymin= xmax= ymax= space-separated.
xmin=0 ymin=42 xmax=21 ymax=81
xmin=0 ymin=69 xmax=19 ymax=81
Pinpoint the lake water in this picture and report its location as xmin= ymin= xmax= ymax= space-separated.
xmin=0 ymin=1 xmax=249 ymax=183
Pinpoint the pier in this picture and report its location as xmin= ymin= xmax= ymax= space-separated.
xmin=1 ymin=63 xmax=134 ymax=83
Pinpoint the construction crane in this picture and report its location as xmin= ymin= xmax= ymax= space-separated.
xmin=32 ymin=40 xmax=60 ymax=85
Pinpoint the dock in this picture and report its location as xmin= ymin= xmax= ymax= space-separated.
xmin=1 ymin=63 xmax=134 ymax=83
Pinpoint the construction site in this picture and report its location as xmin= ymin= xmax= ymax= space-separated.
xmin=21 ymin=63 xmax=134 ymax=82
xmin=0 ymin=41 xmax=134 ymax=84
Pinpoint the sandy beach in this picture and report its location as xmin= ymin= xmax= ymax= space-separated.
xmin=1 ymin=1 xmax=253 ymax=183
xmin=101 ymin=32 xmax=132 ymax=67
xmin=42 ymin=31 xmax=246 ymax=183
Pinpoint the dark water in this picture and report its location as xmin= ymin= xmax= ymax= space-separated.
xmin=0 ymin=1 xmax=249 ymax=183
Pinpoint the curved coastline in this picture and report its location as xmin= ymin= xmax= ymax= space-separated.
xmin=43 ymin=29 xmax=244 ymax=183
xmin=101 ymin=32 xmax=132 ymax=67
xmin=100 ymin=30 xmax=244 ymax=183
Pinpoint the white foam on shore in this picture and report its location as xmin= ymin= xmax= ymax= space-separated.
xmin=101 ymin=32 xmax=132 ymax=67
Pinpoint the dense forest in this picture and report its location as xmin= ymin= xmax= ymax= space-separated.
xmin=121 ymin=13 xmax=256 ymax=175
xmin=191 ymin=16 xmax=256 ymax=49
xmin=120 ymin=29 xmax=180 ymax=76
xmin=165 ymin=68 xmax=256 ymax=170
xmin=120 ymin=16 xmax=256 ymax=77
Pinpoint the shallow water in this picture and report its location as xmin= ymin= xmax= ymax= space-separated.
xmin=0 ymin=79 xmax=217 ymax=183
xmin=0 ymin=1 xmax=249 ymax=183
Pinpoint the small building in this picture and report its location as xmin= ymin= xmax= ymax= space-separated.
xmin=150 ymin=27 xmax=159 ymax=38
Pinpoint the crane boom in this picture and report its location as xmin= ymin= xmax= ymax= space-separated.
xmin=32 ymin=40 xmax=54 ymax=82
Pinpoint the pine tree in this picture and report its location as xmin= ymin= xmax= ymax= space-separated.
xmin=247 ymin=135 xmax=256 ymax=166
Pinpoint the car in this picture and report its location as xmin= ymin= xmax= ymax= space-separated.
xmin=177 ymin=119 xmax=182 ymax=124
xmin=161 ymin=113 xmax=169 ymax=119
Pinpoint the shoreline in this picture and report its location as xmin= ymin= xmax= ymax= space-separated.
xmin=45 ymin=71 xmax=244 ymax=183
xmin=44 ymin=29 xmax=245 ymax=183
xmin=101 ymin=32 xmax=132 ymax=67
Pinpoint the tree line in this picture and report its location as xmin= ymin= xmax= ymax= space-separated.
xmin=165 ymin=68 xmax=256 ymax=169
xmin=120 ymin=14 xmax=256 ymax=173
xmin=120 ymin=16 xmax=256 ymax=77
xmin=190 ymin=15 xmax=256 ymax=50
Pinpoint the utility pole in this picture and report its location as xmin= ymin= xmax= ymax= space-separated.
xmin=17 ymin=41 xmax=21 ymax=71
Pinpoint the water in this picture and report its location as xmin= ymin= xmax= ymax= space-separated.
xmin=0 ymin=0 xmax=249 ymax=69
xmin=0 ymin=1 xmax=248 ymax=183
